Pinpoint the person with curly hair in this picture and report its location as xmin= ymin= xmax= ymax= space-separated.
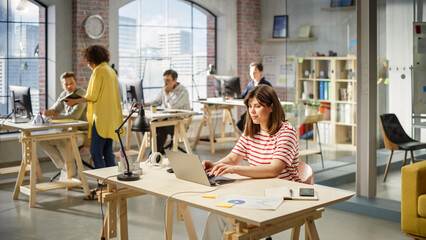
xmin=66 ymin=45 xmax=123 ymax=200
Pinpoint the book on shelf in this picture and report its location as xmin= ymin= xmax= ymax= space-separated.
xmin=265 ymin=186 xmax=319 ymax=200
xmin=319 ymin=81 xmax=324 ymax=100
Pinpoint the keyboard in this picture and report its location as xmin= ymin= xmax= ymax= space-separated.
xmin=206 ymin=173 xmax=235 ymax=186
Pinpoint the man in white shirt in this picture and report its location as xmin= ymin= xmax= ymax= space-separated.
xmin=40 ymin=72 xmax=87 ymax=180
xmin=144 ymin=69 xmax=190 ymax=154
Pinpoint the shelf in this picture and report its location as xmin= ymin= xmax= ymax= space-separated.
xmin=335 ymin=79 xmax=356 ymax=82
xmin=335 ymin=122 xmax=356 ymax=127
xmin=257 ymin=37 xmax=317 ymax=43
xmin=336 ymin=100 xmax=355 ymax=104
xmin=321 ymin=6 xmax=355 ymax=11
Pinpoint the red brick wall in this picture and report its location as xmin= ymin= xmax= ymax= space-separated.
xmin=237 ymin=0 xmax=262 ymax=91
xmin=72 ymin=0 xmax=109 ymax=89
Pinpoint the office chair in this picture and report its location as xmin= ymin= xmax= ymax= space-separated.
xmin=380 ymin=113 xmax=426 ymax=182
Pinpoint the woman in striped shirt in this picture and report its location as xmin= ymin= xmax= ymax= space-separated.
xmin=201 ymin=85 xmax=300 ymax=240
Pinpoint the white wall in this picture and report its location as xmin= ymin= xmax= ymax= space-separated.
xmin=260 ymin=0 xmax=356 ymax=58
xmin=386 ymin=0 xmax=413 ymax=133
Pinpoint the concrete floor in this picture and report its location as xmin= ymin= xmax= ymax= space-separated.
xmin=0 ymin=142 xmax=409 ymax=239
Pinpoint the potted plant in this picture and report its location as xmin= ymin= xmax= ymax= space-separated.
xmin=306 ymin=98 xmax=321 ymax=115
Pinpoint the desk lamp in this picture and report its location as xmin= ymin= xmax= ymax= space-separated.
xmin=115 ymin=103 xmax=150 ymax=181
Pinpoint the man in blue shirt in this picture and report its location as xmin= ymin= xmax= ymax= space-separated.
xmin=237 ymin=62 xmax=272 ymax=131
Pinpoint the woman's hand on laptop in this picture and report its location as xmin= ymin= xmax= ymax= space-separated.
xmin=202 ymin=160 xmax=214 ymax=173
xmin=210 ymin=163 xmax=237 ymax=177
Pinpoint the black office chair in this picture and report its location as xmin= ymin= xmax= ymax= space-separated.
xmin=380 ymin=113 xmax=426 ymax=182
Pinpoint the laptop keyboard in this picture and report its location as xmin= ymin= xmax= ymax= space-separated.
xmin=206 ymin=173 xmax=235 ymax=186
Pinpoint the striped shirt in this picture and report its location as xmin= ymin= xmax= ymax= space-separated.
xmin=232 ymin=122 xmax=301 ymax=182
xmin=148 ymin=83 xmax=190 ymax=110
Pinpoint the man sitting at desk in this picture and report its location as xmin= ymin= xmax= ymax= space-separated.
xmin=143 ymin=69 xmax=190 ymax=154
xmin=236 ymin=62 xmax=272 ymax=131
xmin=40 ymin=72 xmax=88 ymax=180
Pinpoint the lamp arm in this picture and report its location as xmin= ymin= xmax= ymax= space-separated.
xmin=115 ymin=109 xmax=136 ymax=173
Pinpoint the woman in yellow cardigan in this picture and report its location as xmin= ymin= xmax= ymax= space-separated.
xmin=66 ymin=45 xmax=123 ymax=197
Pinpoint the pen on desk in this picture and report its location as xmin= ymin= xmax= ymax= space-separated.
xmin=289 ymin=189 xmax=294 ymax=198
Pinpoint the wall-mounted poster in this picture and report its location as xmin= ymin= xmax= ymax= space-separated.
xmin=273 ymin=15 xmax=288 ymax=38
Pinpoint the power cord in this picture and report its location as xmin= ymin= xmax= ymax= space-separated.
xmin=98 ymin=174 xmax=118 ymax=240
xmin=163 ymin=185 xmax=221 ymax=240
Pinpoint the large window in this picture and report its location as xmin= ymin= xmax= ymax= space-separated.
xmin=0 ymin=0 xmax=47 ymax=116
xmin=118 ymin=0 xmax=216 ymax=109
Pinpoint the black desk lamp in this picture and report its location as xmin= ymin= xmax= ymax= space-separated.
xmin=115 ymin=103 xmax=150 ymax=181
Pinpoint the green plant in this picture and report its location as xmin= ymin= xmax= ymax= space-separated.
xmin=306 ymin=98 xmax=321 ymax=109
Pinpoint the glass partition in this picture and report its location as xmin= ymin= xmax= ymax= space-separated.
xmin=261 ymin=0 xmax=357 ymax=180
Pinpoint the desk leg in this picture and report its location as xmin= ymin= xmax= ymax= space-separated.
xmin=134 ymin=132 xmax=142 ymax=148
xmin=304 ymin=216 xmax=319 ymax=240
xmin=137 ymin=133 xmax=149 ymax=162
xmin=100 ymin=211 xmax=110 ymax=240
xmin=118 ymin=195 xmax=129 ymax=240
xmin=177 ymin=204 xmax=197 ymax=240
xmin=193 ymin=107 xmax=207 ymax=151
xmin=13 ymin=140 xmax=30 ymax=200
xmin=179 ymin=122 xmax=192 ymax=155
xmin=207 ymin=109 xmax=215 ymax=154
xmin=221 ymin=109 xmax=227 ymax=139
xmin=291 ymin=225 xmax=301 ymax=240
xmin=164 ymin=200 xmax=174 ymax=240
xmin=66 ymin=138 xmax=72 ymax=180
xmin=151 ymin=126 xmax=158 ymax=153
xmin=226 ymin=108 xmax=240 ymax=138
xmin=172 ymin=124 xmax=179 ymax=152
xmin=29 ymin=139 xmax=37 ymax=207
xmin=71 ymin=135 xmax=90 ymax=196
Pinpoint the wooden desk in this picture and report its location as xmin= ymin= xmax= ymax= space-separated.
xmin=2 ymin=120 xmax=90 ymax=207
xmin=194 ymin=98 xmax=293 ymax=154
xmin=122 ymin=109 xmax=197 ymax=162
xmin=85 ymin=165 xmax=354 ymax=240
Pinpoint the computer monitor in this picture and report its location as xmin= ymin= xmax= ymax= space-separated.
xmin=9 ymin=85 xmax=33 ymax=123
xmin=118 ymin=79 xmax=144 ymax=104
xmin=213 ymin=76 xmax=242 ymax=99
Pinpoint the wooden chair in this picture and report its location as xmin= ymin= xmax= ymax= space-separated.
xmin=380 ymin=113 xmax=426 ymax=182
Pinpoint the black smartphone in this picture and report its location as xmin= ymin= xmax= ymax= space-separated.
xmin=299 ymin=188 xmax=315 ymax=197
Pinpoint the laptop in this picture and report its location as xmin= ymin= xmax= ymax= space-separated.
xmin=165 ymin=150 xmax=235 ymax=187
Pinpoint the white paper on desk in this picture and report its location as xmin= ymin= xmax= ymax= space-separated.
xmin=224 ymin=195 xmax=283 ymax=210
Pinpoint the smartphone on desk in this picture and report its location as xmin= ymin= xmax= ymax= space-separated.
xmin=299 ymin=188 xmax=315 ymax=197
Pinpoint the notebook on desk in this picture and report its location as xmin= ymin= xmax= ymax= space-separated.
xmin=165 ymin=150 xmax=235 ymax=187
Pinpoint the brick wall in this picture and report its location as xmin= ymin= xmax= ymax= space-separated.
xmin=237 ymin=0 xmax=262 ymax=91
xmin=72 ymin=0 xmax=109 ymax=89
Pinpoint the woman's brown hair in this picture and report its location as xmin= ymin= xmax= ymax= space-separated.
xmin=243 ymin=85 xmax=285 ymax=138
xmin=82 ymin=45 xmax=110 ymax=66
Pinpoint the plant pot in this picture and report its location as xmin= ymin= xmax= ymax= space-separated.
xmin=305 ymin=108 xmax=318 ymax=116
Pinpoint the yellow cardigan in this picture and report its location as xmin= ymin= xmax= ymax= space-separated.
xmin=85 ymin=62 xmax=123 ymax=141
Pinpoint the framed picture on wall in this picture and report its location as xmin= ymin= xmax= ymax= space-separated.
xmin=273 ymin=15 xmax=288 ymax=38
